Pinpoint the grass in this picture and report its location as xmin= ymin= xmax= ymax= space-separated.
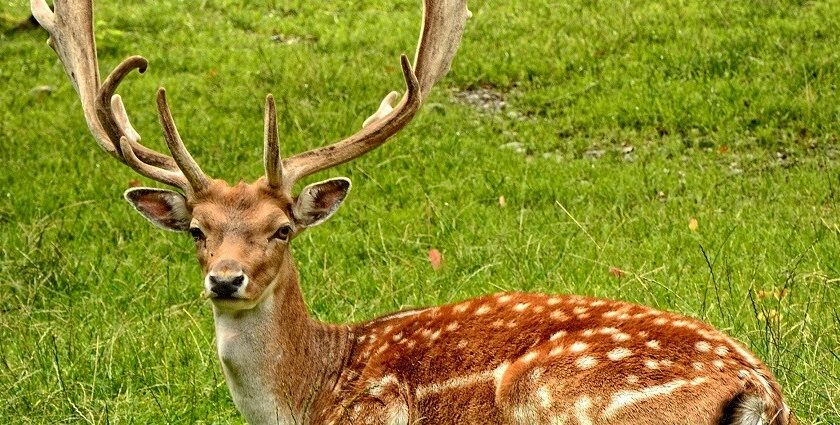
xmin=1 ymin=0 xmax=839 ymax=423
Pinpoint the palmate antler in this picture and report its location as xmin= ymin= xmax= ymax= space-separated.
xmin=269 ymin=0 xmax=471 ymax=193
xmin=31 ymin=0 xmax=209 ymax=197
xmin=33 ymin=0 xmax=470 ymax=197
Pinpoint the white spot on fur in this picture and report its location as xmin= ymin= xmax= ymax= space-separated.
xmin=570 ymin=342 xmax=588 ymax=353
xmin=567 ymin=295 xmax=586 ymax=305
xmin=493 ymin=362 xmax=510 ymax=391
xmin=446 ymin=322 xmax=460 ymax=332
xmin=599 ymin=327 xmax=619 ymax=335
xmin=715 ymin=345 xmax=729 ymax=356
xmin=646 ymin=340 xmax=661 ymax=349
xmin=550 ymin=311 xmax=570 ymax=321
xmin=591 ymin=300 xmax=606 ymax=307
xmin=695 ymin=341 xmax=712 ymax=352
xmin=582 ymin=329 xmax=596 ymax=337
xmin=576 ymin=355 xmax=598 ymax=369
xmin=693 ymin=362 xmax=705 ymax=371
xmin=374 ymin=309 xmax=428 ymax=322
xmin=690 ymin=376 xmax=708 ymax=386
xmin=573 ymin=306 xmax=589 ymax=315
xmin=612 ymin=333 xmax=631 ymax=342
xmin=547 ymin=297 xmax=561 ymax=306
xmin=533 ymin=305 xmax=545 ymax=313
xmin=537 ymin=385 xmax=552 ymax=408
xmin=573 ymin=395 xmax=594 ymax=425
xmin=498 ymin=294 xmax=512 ymax=303
xmin=697 ymin=328 xmax=726 ymax=342
xmin=602 ymin=311 xmax=619 ymax=319
xmin=475 ymin=304 xmax=491 ymax=315
xmin=529 ymin=367 xmax=544 ymax=382
xmin=603 ymin=379 xmax=687 ymax=418
xmin=607 ymin=347 xmax=632 ymax=361
xmin=626 ymin=375 xmax=639 ymax=384
xmin=713 ymin=360 xmax=726 ymax=370
xmin=521 ymin=351 xmax=538 ymax=363
xmin=416 ymin=369 xmax=495 ymax=399
xmin=549 ymin=345 xmax=565 ymax=357
xmin=392 ymin=332 xmax=403 ymax=342
xmin=644 ymin=360 xmax=659 ymax=369
xmin=550 ymin=331 xmax=567 ymax=341
xmin=653 ymin=318 xmax=668 ymax=325
xmin=454 ymin=303 xmax=471 ymax=313
xmin=514 ymin=302 xmax=530 ymax=312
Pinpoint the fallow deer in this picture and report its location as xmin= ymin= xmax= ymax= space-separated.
xmin=32 ymin=0 xmax=793 ymax=424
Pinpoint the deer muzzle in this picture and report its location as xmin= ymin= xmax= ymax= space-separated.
xmin=205 ymin=259 xmax=248 ymax=299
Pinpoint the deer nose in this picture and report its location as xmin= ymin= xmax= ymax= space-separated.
xmin=207 ymin=260 xmax=247 ymax=298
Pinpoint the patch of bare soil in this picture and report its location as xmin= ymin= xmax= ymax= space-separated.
xmin=452 ymin=86 xmax=508 ymax=114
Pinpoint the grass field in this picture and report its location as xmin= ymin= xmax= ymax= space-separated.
xmin=1 ymin=0 xmax=839 ymax=423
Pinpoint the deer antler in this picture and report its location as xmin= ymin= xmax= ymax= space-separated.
xmin=31 ymin=0 xmax=209 ymax=197
xmin=34 ymin=0 xmax=467 ymax=197
xmin=275 ymin=0 xmax=471 ymax=192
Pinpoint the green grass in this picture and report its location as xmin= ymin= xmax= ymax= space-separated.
xmin=1 ymin=0 xmax=839 ymax=423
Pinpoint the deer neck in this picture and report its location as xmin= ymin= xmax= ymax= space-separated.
xmin=211 ymin=250 xmax=352 ymax=425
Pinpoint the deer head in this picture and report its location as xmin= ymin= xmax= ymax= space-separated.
xmin=31 ymin=0 xmax=470 ymax=311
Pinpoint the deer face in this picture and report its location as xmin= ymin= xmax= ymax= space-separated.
xmin=123 ymin=177 xmax=350 ymax=310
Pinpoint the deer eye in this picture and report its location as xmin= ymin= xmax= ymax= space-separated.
xmin=189 ymin=227 xmax=206 ymax=241
xmin=271 ymin=224 xmax=293 ymax=242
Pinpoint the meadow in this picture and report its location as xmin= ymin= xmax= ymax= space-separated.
xmin=1 ymin=0 xmax=839 ymax=423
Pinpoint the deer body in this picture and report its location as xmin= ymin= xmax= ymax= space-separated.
xmin=212 ymin=257 xmax=789 ymax=425
xmin=32 ymin=0 xmax=792 ymax=424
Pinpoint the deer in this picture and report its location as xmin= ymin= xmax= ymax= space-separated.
xmin=31 ymin=0 xmax=794 ymax=424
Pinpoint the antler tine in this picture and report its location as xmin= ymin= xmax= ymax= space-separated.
xmin=279 ymin=0 xmax=470 ymax=188
xmin=156 ymin=89 xmax=210 ymax=194
xmin=30 ymin=0 xmax=54 ymax=32
xmin=263 ymin=94 xmax=284 ymax=189
xmin=97 ymin=56 xmax=178 ymax=170
xmin=32 ymin=0 xmax=205 ymax=196
xmin=118 ymin=138 xmax=191 ymax=191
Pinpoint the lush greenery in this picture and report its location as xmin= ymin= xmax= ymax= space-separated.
xmin=2 ymin=0 xmax=839 ymax=423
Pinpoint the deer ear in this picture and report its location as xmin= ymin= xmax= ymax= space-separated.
xmin=293 ymin=177 xmax=351 ymax=228
xmin=123 ymin=187 xmax=191 ymax=232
